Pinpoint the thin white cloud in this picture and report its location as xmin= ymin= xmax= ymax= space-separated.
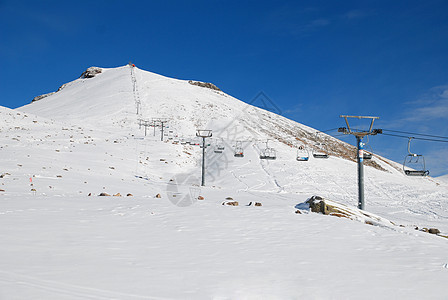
xmin=266 ymin=6 xmax=368 ymax=37
xmin=283 ymin=103 xmax=303 ymax=115
xmin=343 ymin=10 xmax=367 ymax=20
xmin=424 ymin=147 xmax=448 ymax=176
xmin=405 ymin=85 xmax=448 ymax=122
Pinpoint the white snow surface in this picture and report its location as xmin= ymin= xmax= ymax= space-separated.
xmin=437 ymin=174 xmax=448 ymax=183
xmin=1 ymin=65 xmax=447 ymax=299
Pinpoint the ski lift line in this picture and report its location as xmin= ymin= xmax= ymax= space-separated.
xmin=382 ymin=133 xmax=448 ymax=143
xmin=319 ymin=128 xmax=340 ymax=133
xmin=382 ymin=129 xmax=448 ymax=140
xmin=329 ymin=134 xmax=347 ymax=138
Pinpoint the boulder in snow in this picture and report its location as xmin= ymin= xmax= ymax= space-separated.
xmin=222 ymin=200 xmax=238 ymax=206
xmin=80 ymin=67 xmax=102 ymax=79
xmin=429 ymin=228 xmax=440 ymax=235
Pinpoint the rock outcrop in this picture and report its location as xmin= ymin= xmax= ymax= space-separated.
xmin=80 ymin=67 xmax=102 ymax=79
xmin=32 ymin=92 xmax=56 ymax=103
xmin=188 ymin=80 xmax=221 ymax=91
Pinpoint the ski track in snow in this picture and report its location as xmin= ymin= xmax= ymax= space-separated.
xmin=0 ymin=270 xmax=169 ymax=300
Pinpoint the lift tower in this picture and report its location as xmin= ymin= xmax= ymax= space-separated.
xmin=196 ymin=129 xmax=212 ymax=186
xmin=339 ymin=115 xmax=382 ymax=210
xmin=153 ymin=118 xmax=169 ymax=141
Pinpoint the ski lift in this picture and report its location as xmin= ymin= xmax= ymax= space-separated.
xmin=296 ymin=145 xmax=309 ymax=161
xmin=363 ymin=148 xmax=373 ymax=160
xmin=312 ymin=132 xmax=329 ymax=158
xmin=234 ymin=141 xmax=244 ymax=157
xmin=403 ymin=137 xmax=429 ymax=176
xmin=312 ymin=144 xmax=328 ymax=158
xmin=260 ymin=140 xmax=276 ymax=160
xmin=361 ymin=136 xmax=373 ymax=160
xmin=214 ymin=139 xmax=225 ymax=153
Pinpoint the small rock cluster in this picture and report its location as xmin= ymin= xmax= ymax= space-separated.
xmin=416 ymin=227 xmax=445 ymax=237
xmin=300 ymin=195 xmax=447 ymax=239
xmin=188 ymin=80 xmax=221 ymax=91
xmin=97 ymin=192 xmax=133 ymax=197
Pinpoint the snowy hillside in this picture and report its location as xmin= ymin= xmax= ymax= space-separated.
xmin=1 ymin=65 xmax=448 ymax=299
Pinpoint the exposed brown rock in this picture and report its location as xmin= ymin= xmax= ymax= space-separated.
xmin=155 ymin=193 xmax=162 ymax=198
xmin=222 ymin=201 xmax=239 ymax=206
xmin=331 ymin=212 xmax=351 ymax=219
xmin=188 ymin=80 xmax=221 ymax=91
xmin=32 ymin=92 xmax=56 ymax=103
xmin=80 ymin=67 xmax=102 ymax=79
xmin=99 ymin=192 xmax=110 ymax=196
xmin=428 ymin=228 xmax=440 ymax=235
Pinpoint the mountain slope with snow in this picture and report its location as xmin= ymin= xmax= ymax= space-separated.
xmin=1 ymin=65 xmax=447 ymax=299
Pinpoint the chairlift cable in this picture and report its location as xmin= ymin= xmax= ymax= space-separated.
xmin=330 ymin=134 xmax=347 ymax=138
xmin=319 ymin=128 xmax=339 ymax=133
xmin=382 ymin=133 xmax=448 ymax=143
xmin=382 ymin=129 xmax=448 ymax=140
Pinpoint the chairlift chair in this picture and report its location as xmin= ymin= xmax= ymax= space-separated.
xmin=312 ymin=132 xmax=329 ymax=159
xmin=312 ymin=143 xmax=329 ymax=159
xmin=234 ymin=141 xmax=244 ymax=157
xmin=403 ymin=137 xmax=429 ymax=176
xmin=296 ymin=145 xmax=309 ymax=161
xmin=259 ymin=140 xmax=277 ymax=160
xmin=361 ymin=136 xmax=373 ymax=160
xmin=363 ymin=147 xmax=373 ymax=160
xmin=214 ymin=139 xmax=225 ymax=153
xmin=260 ymin=148 xmax=277 ymax=160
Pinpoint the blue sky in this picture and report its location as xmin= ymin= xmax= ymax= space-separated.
xmin=1 ymin=0 xmax=447 ymax=176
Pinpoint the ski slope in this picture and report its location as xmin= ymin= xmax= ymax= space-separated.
xmin=1 ymin=65 xmax=447 ymax=299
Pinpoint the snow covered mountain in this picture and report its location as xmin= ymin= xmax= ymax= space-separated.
xmin=1 ymin=64 xmax=447 ymax=299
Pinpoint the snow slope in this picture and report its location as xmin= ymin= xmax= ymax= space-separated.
xmin=1 ymin=65 xmax=447 ymax=299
